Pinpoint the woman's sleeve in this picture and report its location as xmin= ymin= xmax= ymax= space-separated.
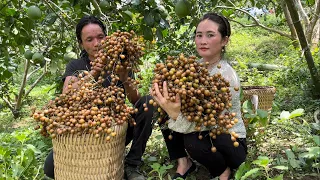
xmin=223 ymin=66 xmax=242 ymax=117
xmin=167 ymin=113 xmax=195 ymax=133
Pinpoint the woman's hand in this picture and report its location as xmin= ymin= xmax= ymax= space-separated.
xmin=151 ymin=81 xmax=181 ymax=120
xmin=90 ymin=62 xmax=104 ymax=78
xmin=116 ymin=68 xmax=129 ymax=83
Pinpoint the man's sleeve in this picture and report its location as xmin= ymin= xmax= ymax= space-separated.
xmin=62 ymin=60 xmax=78 ymax=82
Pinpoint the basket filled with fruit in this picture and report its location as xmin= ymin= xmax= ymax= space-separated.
xmin=33 ymin=30 xmax=145 ymax=180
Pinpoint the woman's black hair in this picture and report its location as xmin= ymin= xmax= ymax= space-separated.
xmin=197 ymin=12 xmax=231 ymax=38
xmin=76 ymin=15 xmax=106 ymax=43
xmin=76 ymin=16 xmax=106 ymax=57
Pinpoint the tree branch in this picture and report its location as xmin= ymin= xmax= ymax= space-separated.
xmin=24 ymin=63 xmax=48 ymax=98
xmin=1 ymin=97 xmax=14 ymax=111
xmin=306 ymin=0 xmax=320 ymax=43
xmin=0 ymin=1 xmax=10 ymax=11
xmin=15 ymin=59 xmax=30 ymax=111
xmin=43 ymin=0 xmax=69 ymax=27
xmin=26 ymin=66 xmax=41 ymax=81
xmin=216 ymin=6 xmax=295 ymax=40
xmin=294 ymin=0 xmax=310 ymax=27
xmin=46 ymin=0 xmax=75 ymax=25
xmin=91 ymin=0 xmax=109 ymax=34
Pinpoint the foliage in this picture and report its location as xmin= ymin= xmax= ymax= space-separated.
xmin=147 ymin=162 xmax=174 ymax=180
xmin=0 ymin=128 xmax=52 ymax=180
xmin=235 ymin=156 xmax=288 ymax=180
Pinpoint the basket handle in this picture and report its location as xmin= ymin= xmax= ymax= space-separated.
xmin=251 ymin=94 xmax=259 ymax=111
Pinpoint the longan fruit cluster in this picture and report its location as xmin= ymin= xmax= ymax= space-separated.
xmin=92 ymin=30 xmax=145 ymax=86
xmin=33 ymin=72 xmax=136 ymax=142
xmin=151 ymin=54 xmax=240 ymax=147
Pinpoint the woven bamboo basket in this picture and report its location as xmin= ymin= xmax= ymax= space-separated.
xmin=52 ymin=123 xmax=128 ymax=180
xmin=242 ymin=86 xmax=276 ymax=111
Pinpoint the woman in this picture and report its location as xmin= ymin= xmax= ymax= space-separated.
xmin=152 ymin=12 xmax=247 ymax=180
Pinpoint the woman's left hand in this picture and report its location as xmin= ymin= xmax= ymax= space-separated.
xmin=151 ymin=81 xmax=181 ymax=120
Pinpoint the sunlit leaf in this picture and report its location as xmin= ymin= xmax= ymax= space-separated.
xmin=253 ymin=156 xmax=270 ymax=167
xmin=280 ymin=111 xmax=290 ymax=120
xmin=289 ymin=108 xmax=304 ymax=119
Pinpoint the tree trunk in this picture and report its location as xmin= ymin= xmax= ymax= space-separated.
xmin=14 ymin=59 xmax=30 ymax=118
xmin=285 ymin=0 xmax=320 ymax=98
xmin=281 ymin=0 xmax=299 ymax=47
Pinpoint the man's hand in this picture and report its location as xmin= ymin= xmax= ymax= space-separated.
xmin=151 ymin=81 xmax=181 ymax=120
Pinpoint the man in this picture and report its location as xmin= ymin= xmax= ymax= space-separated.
xmin=44 ymin=15 xmax=154 ymax=180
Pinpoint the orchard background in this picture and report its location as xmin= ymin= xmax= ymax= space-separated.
xmin=0 ymin=0 xmax=319 ymax=179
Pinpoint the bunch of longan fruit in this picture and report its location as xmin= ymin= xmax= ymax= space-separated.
xmin=33 ymin=30 xmax=146 ymax=142
xmin=151 ymin=54 xmax=240 ymax=149
xmin=33 ymin=72 xmax=136 ymax=141
xmin=92 ymin=30 xmax=145 ymax=87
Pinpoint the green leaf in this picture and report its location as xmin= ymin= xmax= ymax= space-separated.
xmin=289 ymin=108 xmax=304 ymax=119
xmin=235 ymin=162 xmax=251 ymax=180
xmin=313 ymin=135 xmax=320 ymax=146
xmin=257 ymin=109 xmax=269 ymax=126
xmin=151 ymin=163 xmax=161 ymax=170
xmin=5 ymin=8 xmax=16 ymax=16
xmin=242 ymin=100 xmax=253 ymax=112
xmin=257 ymin=109 xmax=268 ymax=119
xmin=306 ymin=0 xmax=315 ymax=6
xmin=156 ymin=28 xmax=163 ymax=40
xmin=143 ymin=26 xmax=153 ymax=41
xmin=122 ymin=10 xmax=133 ymax=21
xmin=308 ymin=147 xmax=320 ymax=156
xmin=273 ymin=174 xmax=284 ymax=180
xmin=144 ymin=12 xmax=154 ymax=27
xmin=155 ymin=135 xmax=163 ymax=140
xmin=26 ymin=144 xmax=41 ymax=154
xmin=44 ymin=13 xmax=58 ymax=25
xmin=147 ymin=156 xmax=158 ymax=162
xmin=285 ymin=149 xmax=300 ymax=168
xmin=211 ymin=0 xmax=218 ymax=7
xmin=131 ymin=0 xmax=141 ymax=5
xmin=240 ymin=168 xmax=260 ymax=180
xmin=253 ymin=156 xmax=270 ymax=168
xmin=280 ymin=111 xmax=290 ymax=120
xmin=272 ymin=166 xmax=288 ymax=170
xmin=13 ymin=132 xmax=28 ymax=144
xmin=310 ymin=123 xmax=320 ymax=130
xmin=11 ymin=164 xmax=24 ymax=177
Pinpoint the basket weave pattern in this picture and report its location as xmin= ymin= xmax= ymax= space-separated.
xmin=52 ymin=123 xmax=128 ymax=180
xmin=242 ymin=86 xmax=276 ymax=111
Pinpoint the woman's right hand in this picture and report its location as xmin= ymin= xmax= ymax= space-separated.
xmin=90 ymin=62 xmax=105 ymax=78
xmin=151 ymin=81 xmax=181 ymax=120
